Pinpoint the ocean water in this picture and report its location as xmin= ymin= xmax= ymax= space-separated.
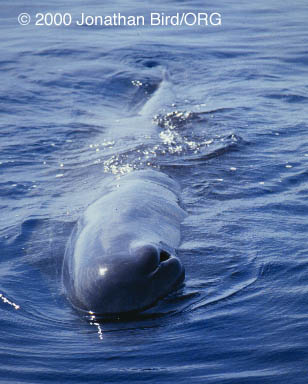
xmin=1 ymin=0 xmax=308 ymax=383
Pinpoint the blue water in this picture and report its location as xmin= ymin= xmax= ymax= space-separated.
xmin=1 ymin=0 xmax=308 ymax=383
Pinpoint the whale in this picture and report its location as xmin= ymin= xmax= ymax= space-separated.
xmin=62 ymin=169 xmax=186 ymax=315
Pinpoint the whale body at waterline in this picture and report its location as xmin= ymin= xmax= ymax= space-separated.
xmin=62 ymin=170 xmax=186 ymax=315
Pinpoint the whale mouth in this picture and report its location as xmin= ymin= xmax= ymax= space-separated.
xmin=131 ymin=243 xmax=176 ymax=276
xmin=159 ymin=249 xmax=171 ymax=262
xmin=149 ymin=248 xmax=174 ymax=276
xmin=151 ymin=249 xmax=185 ymax=287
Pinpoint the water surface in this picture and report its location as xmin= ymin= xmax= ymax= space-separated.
xmin=1 ymin=1 xmax=308 ymax=383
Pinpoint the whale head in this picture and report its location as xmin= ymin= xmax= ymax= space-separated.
xmin=64 ymin=242 xmax=184 ymax=315
xmin=63 ymin=169 xmax=187 ymax=316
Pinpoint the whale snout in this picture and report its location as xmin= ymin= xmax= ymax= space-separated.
xmin=71 ymin=243 xmax=184 ymax=315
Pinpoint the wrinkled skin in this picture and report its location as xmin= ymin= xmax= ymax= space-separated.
xmin=62 ymin=170 xmax=186 ymax=315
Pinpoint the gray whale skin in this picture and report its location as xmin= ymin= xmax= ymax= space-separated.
xmin=62 ymin=170 xmax=186 ymax=315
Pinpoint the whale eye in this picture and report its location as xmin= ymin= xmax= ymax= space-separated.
xmin=160 ymin=250 xmax=170 ymax=263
